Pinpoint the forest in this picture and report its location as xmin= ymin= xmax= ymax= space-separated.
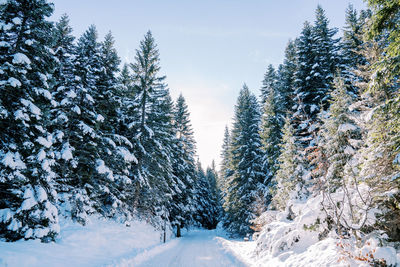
xmin=0 ymin=0 xmax=400 ymax=266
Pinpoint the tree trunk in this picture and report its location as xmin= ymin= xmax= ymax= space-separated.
xmin=177 ymin=224 xmax=181 ymax=238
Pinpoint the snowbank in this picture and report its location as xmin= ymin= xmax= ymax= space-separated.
xmin=247 ymin=194 xmax=400 ymax=266
xmin=0 ymin=216 xmax=164 ymax=267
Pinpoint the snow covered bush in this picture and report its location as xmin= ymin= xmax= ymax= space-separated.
xmin=253 ymin=193 xmax=399 ymax=266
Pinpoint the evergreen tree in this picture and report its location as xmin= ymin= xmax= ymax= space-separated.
xmin=319 ymin=77 xmax=360 ymax=191
xmin=207 ymin=160 xmax=222 ymax=217
xmin=341 ymin=4 xmax=370 ymax=95
xmin=95 ymin=31 xmax=138 ymax=219
xmin=0 ymin=0 xmax=59 ymax=241
xmin=292 ymin=21 xmax=316 ymax=147
xmin=278 ymin=40 xmax=297 ymax=114
xmin=260 ymin=76 xmax=281 ymax=176
xmin=293 ymin=6 xmax=339 ymax=148
xmin=311 ymin=5 xmax=340 ymax=107
xmin=50 ymin=14 xmax=79 ymax=190
xmin=219 ymin=126 xmax=231 ymax=204
xmin=272 ymin=117 xmax=307 ymax=212
xmin=169 ymin=94 xmax=197 ymax=233
xmin=48 ymin=15 xmax=96 ymax=224
xmin=193 ymin=161 xmax=219 ymax=229
xmin=260 ymin=64 xmax=277 ymax=104
xmin=367 ymin=0 xmax=400 ymax=87
xmin=223 ymin=85 xmax=267 ymax=236
xmin=66 ymin=25 xmax=106 ymax=223
xmin=315 ymin=77 xmax=365 ymax=235
xmin=129 ymin=31 xmax=175 ymax=222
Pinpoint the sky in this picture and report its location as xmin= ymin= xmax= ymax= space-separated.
xmin=50 ymin=0 xmax=367 ymax=169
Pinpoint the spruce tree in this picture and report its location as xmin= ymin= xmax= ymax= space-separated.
xmin=260 ymin=64 xmax=277 ymax=104
xmin=278 ymin=40 xmax=297 ymax=114
xmin=169 ymin=94 xmax=197 ymax=233
xmin=341 ymin=5 xmax=370 ymax=95
xmin=219 ymin=126 xmax=231 ymax=205
xmin=48 ymin=15 xmax=96 ymax=223
xmin=50 ymin=14 xmax=79 ymax=191
xmin=319 ymin=77 xmax=360 ymax=192
xmin=293 ymin=6 xmax=340 ymax=148
xmin=193 ymin=161 xmax=219 ymax=229
xmin=129 ymin=31 xmax=175 ymax=221
xmin=260 ymin=75 xmax=281 ymax=176
xmin=0 ymin=0 xmax=59 ymax=241
xmin=65 ymin=25 xmax=106 ymax=223
xmin=272 ymin=117 xmax=307 ymax=211
xmin=223 ymin=85 xmax=267 ymax=236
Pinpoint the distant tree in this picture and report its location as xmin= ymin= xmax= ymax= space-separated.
xmin=169 ymin=94 xmax=197 ymax=233
xmin=219 ymin=126 xmax=232 ymax=204
xmin=193 ymin=161 xmax=219 ymax=229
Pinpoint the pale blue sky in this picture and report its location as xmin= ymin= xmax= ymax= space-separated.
xmin=50 ymin=0 xmax=366 ymax=168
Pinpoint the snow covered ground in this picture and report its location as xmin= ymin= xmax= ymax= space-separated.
xmin=114 ymin=229 xmax=249 ymax=267
xmin=0 ymin=217 xmax=164 ymax=267
xmin=1 ymin=214 xmax=399 ymax=267
xmin=0 ymin=218 xmax=249 ymax=267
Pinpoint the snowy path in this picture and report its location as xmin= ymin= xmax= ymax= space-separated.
xmin=115 ymin=229 xmax=251 ymax=267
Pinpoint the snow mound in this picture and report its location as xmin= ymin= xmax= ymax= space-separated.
xmin=251 ymin=194 xmax=400 ymax=267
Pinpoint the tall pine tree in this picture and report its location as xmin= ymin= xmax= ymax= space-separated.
xmin=223 ymin=85 xmax=267 ymax=236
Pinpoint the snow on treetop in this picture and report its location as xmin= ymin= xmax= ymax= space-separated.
xmin=1 ymin=151 xmax=26 ymax=170
xmin=21 ymin=99 xmax=41 ymax=116
xmin=35 ymin=186 xmax=48 ymax=203
xmin=61 ymin=143 xmax=74 ymax=161
xmin=12 ymin=17 xmax=22 ymax=25
xmin=118 ymin=147 xmax=138 ymax=163
xmin=96 ymin=159 xmax=114 ymax=181
xmin=13 ymin=53 xmax=31 ymax=65
xmin=8 ymin=77 xmax=21 ymax=87
xmin=37 ymin=136 xmax=53 ymax=148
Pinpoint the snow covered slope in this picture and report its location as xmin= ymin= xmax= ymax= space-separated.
xmin=0 ymin=217 xmax=165 ymax=267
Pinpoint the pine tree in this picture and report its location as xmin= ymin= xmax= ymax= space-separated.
xmin=129 ymin=31 xmax=175 ymax=222
xmin=64 ymin=25 xmax=107 ymax=223
xmin=311 ymin=5 xmax=340 ymax=108
xmin=94 ymin=31 xmax=138 ymax=219
xmin=48 ymin=15 xmax=96 ymax=223
xmin=260 ymin=76 xmax=281 ymax=176
xmin=272 ymin=117 xmax=307 ymax=212
xmin=219 ymin=126 xmax=231 ymax=205
xmin=260 ymin=64 xmax=277 ymax=104
xmin=315 ymin=77 xmax=367 ymax=235
xmin=341 ymin=4 xmax=370 ymax=95
xmin=223 ymin=85 xmax=267 ymax=236
xmin=292 ymin=21 xmax=316 ymax=147
xmin=356 ymin=2 xmax=400 ymax=238
xmin=278 ymin=40 xmax=297 ymax=114
xmin=50 ymin=14 xmax=79 ymax=190
xmin=0 ymin=0 xmax=59 ymax=241
xmin=319 ymin=77 xmax=360 ymax=192
xmin=193 ymin=161 xmax=219 ymax=229
xmin=293 ymin=6 xmax=340 ymax=148
xmin=169 ymin=94 xmax=197 ymax=233
xmin=367 ymin=0 xmax=400 ymax=87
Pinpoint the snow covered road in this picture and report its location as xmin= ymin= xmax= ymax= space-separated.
xmin=115 ymin=229 xmax=250 ymax=267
